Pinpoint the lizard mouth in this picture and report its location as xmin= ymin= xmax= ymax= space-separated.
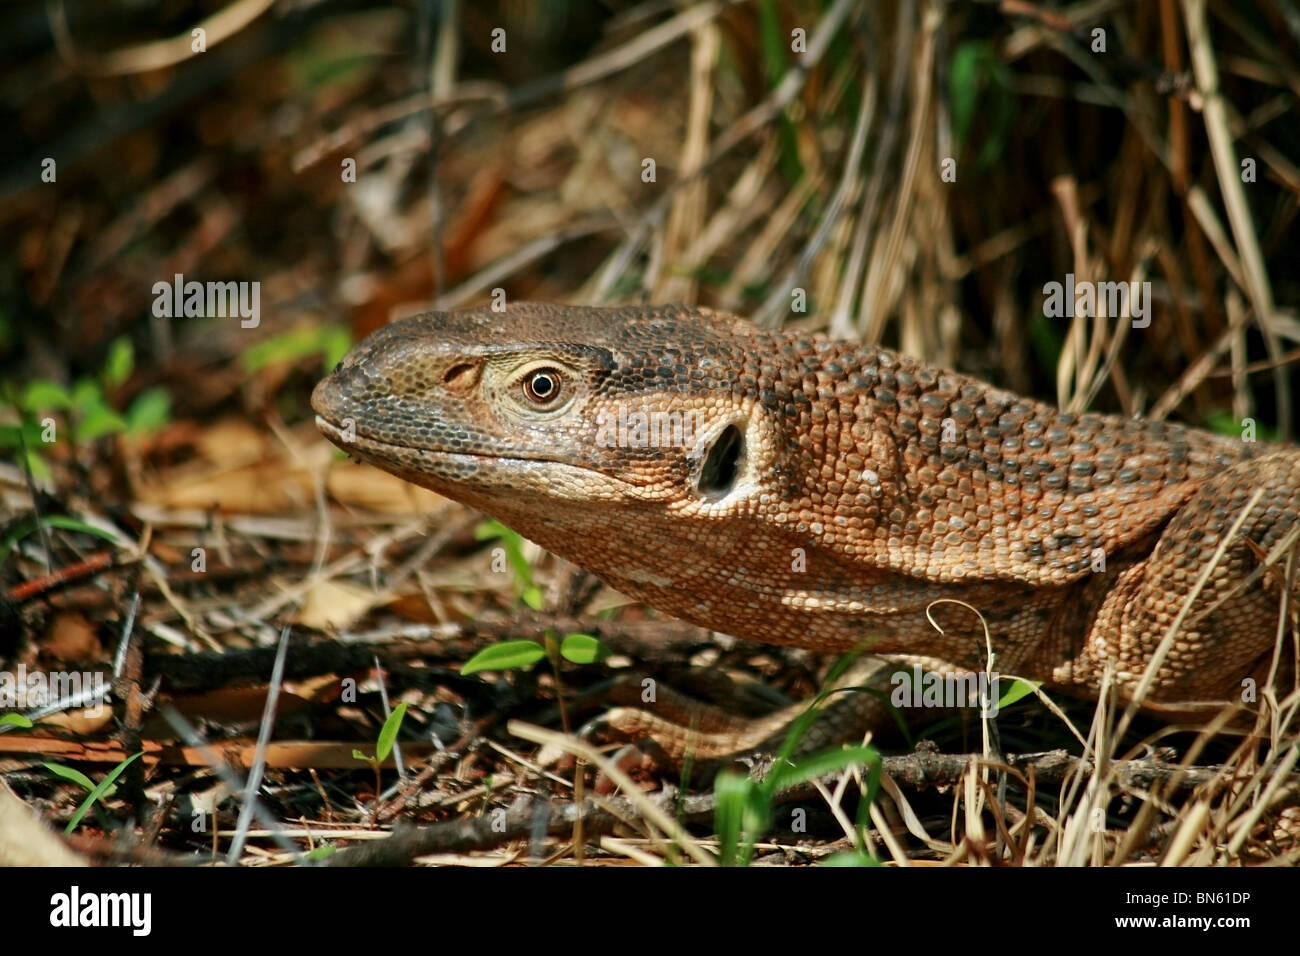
xmin=313 ymin=413 xmax=530 ymax=463
xmin=313 ymin=413 xmax=646 ymax=488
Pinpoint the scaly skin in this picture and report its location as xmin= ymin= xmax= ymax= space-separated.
xmin=312 ymin=303 xmax=1299 ymax=714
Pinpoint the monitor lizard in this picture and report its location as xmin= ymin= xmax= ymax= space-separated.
xmin=312 ymin=302 xmax=1299 ymax=760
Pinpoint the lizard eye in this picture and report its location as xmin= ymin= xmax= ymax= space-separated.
xmin=521 ymin=367 xmax=564 ymax=406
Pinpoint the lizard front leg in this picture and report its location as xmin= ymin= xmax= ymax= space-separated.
xmin=1077 ymin=451 xmax=1300 ymax=705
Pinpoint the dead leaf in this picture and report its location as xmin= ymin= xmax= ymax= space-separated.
xmin=44 ymin=612 xmax=102 ymax=662
xmin=293 ymin=578 xmax=381 ymax=630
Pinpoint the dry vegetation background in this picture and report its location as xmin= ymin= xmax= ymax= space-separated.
xmin=0 ymin=0 xmax=1297 ymax=866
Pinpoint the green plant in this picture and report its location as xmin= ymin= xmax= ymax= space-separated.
xmin=949 ymin=39 xmax=1015 ymax=170
xmin=1 ymin=336 xmax=172 ymax=477
xmin=44 ymin=751 xmax=145 ymax=834
xmin=713 ymin=655 xmax=882 ymax=866
xmin=461 ymin=633 xmax=610 ymax=675
xmin=475 ymin=519 xmax=545 ymax=609
xmin=997 ymin=678 xmax=1041 ymax=709
xmin=1204 ymin=410 xmax=1278 ymax=442
xmin=0 ymin=514 xmax=122 ymax=568
xmin=462 ymin=631 xmax=611 ymax=735
xmin=756 ymin=0 xmax=803 ymax=183
xmin=241 ymin=324 xmax=351 ymax=374
xmin=352 ymin=700 xmax=409 ymax=811
xmin=0 ymin=408 xmax=50 ymax=479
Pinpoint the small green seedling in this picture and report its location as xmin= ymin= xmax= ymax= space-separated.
xmin=2 ymin=337 xmax=172 ymax=478
xmin=44 ymin=751 xmax=145 ymax=834
xmin=353 ymin=700 xmax=409 ymax=811
xmin=461 ymin=633 xmax=611 ymax=675
xmin=462 ymin=632 xmax=611 ymax=734
xmin=476 ymin=519 xmax=544 ymax=609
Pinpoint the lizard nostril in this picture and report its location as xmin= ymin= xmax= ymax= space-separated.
xmin=698 ymin=423 xmax=744 ymax=497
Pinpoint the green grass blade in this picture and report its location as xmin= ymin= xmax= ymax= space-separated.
xmin=64 ymin=751 xmax=144 ymax=834
xmin=997 ymin=678 xmax=1042 ymax=709
xmin=767 ymin=744 xmax=879 ymax=793
xmin=42 ymin=762 xmax=97 ymax=791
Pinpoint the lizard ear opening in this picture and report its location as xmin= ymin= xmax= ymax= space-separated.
xmin=697 ymin=423 xmax=744 ymax=497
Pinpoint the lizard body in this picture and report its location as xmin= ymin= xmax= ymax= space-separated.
xmin=313 ymin=303 xmax=1299 ymax=712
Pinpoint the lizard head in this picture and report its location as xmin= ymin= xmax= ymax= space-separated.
xmin=312 ymin=303 xmax=786 ymax=540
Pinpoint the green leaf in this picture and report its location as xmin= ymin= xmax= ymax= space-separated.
xmin=948 ymin=40 xmax=1014 ymax=169
xmin=1203 ymin=411 xmax=1277 ymax=442
xmin=42 ymin=762 xmax=98 ymax=792
xmin=559 ymin=633 xmax=611 ymax=665
xmin=0 ymin=520 xmax=36 ymax=568
xmin=43 ymin=515 xmax=122 ymax=544
xmin=22 ymin=380 xmax=73 ymax=412
xmin=74 ymin=402 xmax=128 ymax=442
xmin=0 ymin=515 xmax=121 ymax=568
xmin=714 ymin=770 xmax=766 ymax=867
xmin=352 ymin=749 xmax=372 ymax=762
xmin=755 ymin=0 xmax=802 ymax=182
xmin=375 ymin=700 xmax=408 ymax=763
xmin=1203 ymin=411 xmax=1239 ymax=437
xmin=24 ymin=450 xmax=52 ymax=481
xmin=476 ymin=520 xmax=534 ymax=583
xmin=997 ymin=678 xmax=1042 ymax=709
xmin=475 ymin=519 xmax=539 ymax=604
xmin=125 ymin=388 xmax=172 ymax=435
xmin=756 ymin=0 xmax=787 ymax=85
xmin=765 ymin=653 xmax=870 ymax=773
xmin=1028 ymin=311 xmax=1065 ymax=371
xmin=461 ymin=640 xmax=546 ymax=675
xmin=70 ymin=378 xmax=101 ymax=412
xmin=321 ymin=325 xmax=352 ymax=370
xmin=949 ymin=41 xmax=984 ymax=146
xmin=0 ymin=418 xmax=49 ymax=450
xmin=821 ymin=850 xmax=880 ymax=867
xmin=65 ymin=751 xmax=144 ymax=834
xmin=241 ymin=325 xmax=351 ymax=373
xmin=1 ymin=713 xmax=33 ymax=729
xmin=474 ymin=519 xmax=508 ymax=543
xmin=0 ymin=416 xmax=54 ymax=484
xmin=767 ymin=745 xmax=879 ymax=792
xmin=103 ymin=337 xmax=134 ymax=390
xmin=284 ymin=26 xmax=374 ymax=92
xmin=303 ymin=845 xmax=337 ymax=862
